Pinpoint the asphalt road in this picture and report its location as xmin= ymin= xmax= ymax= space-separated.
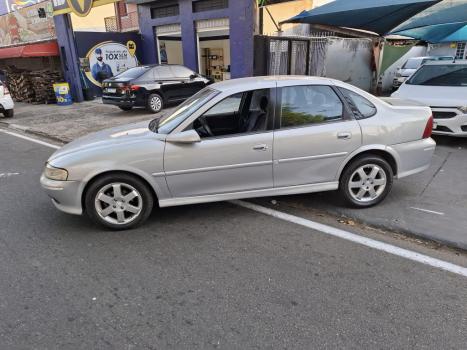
xmin=0 ymin=132 xmax=466 ymax=349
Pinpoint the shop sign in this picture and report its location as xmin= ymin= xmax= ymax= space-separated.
xmin=83 ymin=40 xmax=138 ymax=87
xmin=53 ymin=82 xmax=73 ymax=105
xmin=0 ymin=0 xmax=55 ymax=47
xmin=52 ymin=0 xmax=118 ymax=16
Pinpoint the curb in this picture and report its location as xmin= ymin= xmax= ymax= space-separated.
xmin=0 ymin=120 xmax=68 ymax=144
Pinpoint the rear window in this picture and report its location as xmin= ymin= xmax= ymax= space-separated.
xmin=339 ymin=88 xmax=377 ymax=119
xmin=115 ymin=67 xmax=150 ymax=80
xmin=407 ymin=64 xmax=467 ymax=86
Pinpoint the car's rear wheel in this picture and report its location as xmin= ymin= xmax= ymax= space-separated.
xmin=3 ymin=109 xmax=13 ymax=118
xmin=118 ymin=106 xmax=133 ymax=111
xmin=85 ymin=173 xmax=154 ymax=230
xmin=339 ymin=155 xmax=393 ymax=208
xmin=146 ymin=93 xmax=163 ymax=113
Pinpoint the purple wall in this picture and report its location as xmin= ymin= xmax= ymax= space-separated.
xmin=137 ymin=0 xmax=257 ymax=78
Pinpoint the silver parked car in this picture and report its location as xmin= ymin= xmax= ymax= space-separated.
xmin=41 ymin=77 xmax=436 ymax=230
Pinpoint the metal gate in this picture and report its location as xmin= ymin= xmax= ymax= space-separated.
xmin=254 ymin=35 xmax=329 ymax=77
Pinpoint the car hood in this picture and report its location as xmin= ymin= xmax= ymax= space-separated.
xmin=392 ymin=84 xmax=467 ymax=107
xmin=49 ymin=120 xmax=166 ymax=162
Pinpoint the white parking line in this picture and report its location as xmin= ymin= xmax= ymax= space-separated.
xmin=232 ymin=200 xmax=467 ymax=278
xmin=0 ymin=129 xmax=61 ymax=149
xmin=4 ymin=129 xmax=466 ymax=278
xmin=410 ymin=207 xmax=445 ymax=216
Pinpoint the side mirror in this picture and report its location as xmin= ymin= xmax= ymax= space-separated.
xmin=166 ymin=130 xmax=201 ymax=144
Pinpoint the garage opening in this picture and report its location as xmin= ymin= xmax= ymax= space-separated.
xmin=196 ymin=19 xmax=230 ymax=82
xmin=155 ymin=24 xmax=183 ymax=65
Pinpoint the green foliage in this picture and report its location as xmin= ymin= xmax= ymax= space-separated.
xmin=281 ymin=105 xmax=325 ymax=127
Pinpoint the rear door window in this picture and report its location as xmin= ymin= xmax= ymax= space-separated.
xmin=171 ymin=65 xmax=195 ymax=79
xmin=280 ymin=85 xmax=343 ymax=128
xmin=155 ymin=66 xmax=174 ymax=80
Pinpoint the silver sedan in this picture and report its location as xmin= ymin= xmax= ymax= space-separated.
xmin=41 ymin=77 xmax=436 ymax=230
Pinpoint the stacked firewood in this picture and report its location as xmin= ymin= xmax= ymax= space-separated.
xmin=5 ymin=67 xmax=63 ymax=104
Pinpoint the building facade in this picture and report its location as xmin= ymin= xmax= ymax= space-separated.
xmin=130 ymin=0 xmax=257 ymax=81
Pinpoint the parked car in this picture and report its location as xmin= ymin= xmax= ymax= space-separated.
xmin=0 ymin=80 xmax=14 ymax=118
xmin=392 ymin=60 xmax=467 ymax=137
xmin=41 ymin=76 xmax=435 ymax=230
xmin=392 ymin=56 xmax=454 ymax=90
xmin=102 ymin=64 xmax=211 ymax=113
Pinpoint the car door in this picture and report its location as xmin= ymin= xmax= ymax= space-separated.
xmin=154 ymin=66 xmax=184 ymax=101
xmin=164 ymin=88 xmax=275 ymax=198
xmin=273 ymin=84 xmax=362 ymax=187
xmin=170 ymin=65 xmax=206 ymax=98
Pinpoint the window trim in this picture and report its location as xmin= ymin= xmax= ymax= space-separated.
xmin=184 ymin=88 xmax=276 ymax=140
xmin=275 ymin=84 xmax=353 ymax=131
xmin=335 ymin=87 xmax=377 ymax=120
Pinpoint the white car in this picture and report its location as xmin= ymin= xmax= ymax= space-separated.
xmin=392 ymin=61 xmax=467 ymax=137
xmin=392 ymin=56 xmax=453 ymax=90
xmin=0 ymin=81 xmax=14 ymax=118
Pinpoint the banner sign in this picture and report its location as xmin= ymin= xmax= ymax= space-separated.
xmin=84 ymin=40 xmax=138 ymax=87
xmin=0 ymin=0 xmax=55 ymax=46
xmin=0 ymin=0 xmax=42 ymax=16
xmin=52 ymin=0 xmax=117 ymax=16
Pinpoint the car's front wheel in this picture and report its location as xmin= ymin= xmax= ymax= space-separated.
xmin=146 ymin=93 xmax=163 ymax=113
xmin=85 ymin=173 xmax=154 ymax=230
xmin=339 ymin=155 xmax=393 ymax=208
xmin=3 ymin=109 xmax=13 ymax=118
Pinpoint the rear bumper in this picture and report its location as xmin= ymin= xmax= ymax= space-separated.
xmin=102 ymin=95 xmax=137 ymax=108
xmin=40 ymin=174 xmax=83 ymax=215
xmin=391 ymin=138 xmax=436 ymax=179
xmin=431 ymin=108 xmax=467 ymax=137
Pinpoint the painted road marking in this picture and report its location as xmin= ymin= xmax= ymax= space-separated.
xmin=4 ymin=129 xmax=466 ymax=278
xmin=410 ymin=207 xmax=445 ymax=216
xmin=232 ymin=200 xmax=467 ymax=278
xmin=0 ymin=172 xmax=20 ymax=178
xmin=0 ymin=129 xmax=61 ymax=149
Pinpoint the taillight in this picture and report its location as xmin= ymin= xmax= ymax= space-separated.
xmin=4 ymin=86 xmax=9 ymax=95
xmin=130 ymin=85 xmax=140 ymax=91
xmin=423 ymin=115 xmax=433 ymax=139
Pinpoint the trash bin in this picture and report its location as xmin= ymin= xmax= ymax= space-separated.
xmin=83 ymin=87 xmax=95 ymax=101
xmin=53 ymin=83 xmax=73 ymax=106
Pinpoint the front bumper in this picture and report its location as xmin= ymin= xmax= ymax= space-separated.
xmin=431 ymin=108 xmax=467 ymax=137
xmin=392 ymin=77 xmax=407 ymax=88
xmin=40 ymin=174 xmax=83 ymax=215
xmin=0 ymin=95 xmax=14 ymax=110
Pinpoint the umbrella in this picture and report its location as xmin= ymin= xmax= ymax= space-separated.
xmin=281 ymin=0 xmax=443 ymax=36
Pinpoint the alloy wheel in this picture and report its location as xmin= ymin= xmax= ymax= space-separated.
xmin=94 ymin=183 xmax=143 ymax=225
xmin=150 ymin=96 xmax=162 ymax=112
xmin=348 ymin=164 xmax=387 ymax=203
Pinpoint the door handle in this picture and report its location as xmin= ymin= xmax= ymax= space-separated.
xmin=253 ymin=144 xmax=269 ymax=151
xmin=337 ymin=132 xmax=352 ymax=140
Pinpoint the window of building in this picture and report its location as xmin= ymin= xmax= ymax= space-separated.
xmin=280 ymin=85 xmax=343 ymax=128
xmin=193 ymin=0 xmax=228 ymax=13
xmin=151 ymin=4 xmax=179 ymax=19
xmin=455 ymin=42 xmax=466 ymax=60
xmin=338 ymin=88 xmax=377 ymax=119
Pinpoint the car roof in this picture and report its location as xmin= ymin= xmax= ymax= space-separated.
xmin=210 ymin=76 xmax=335 ymax=92
xmin=423 ymin=60 xmax=467 ymax=65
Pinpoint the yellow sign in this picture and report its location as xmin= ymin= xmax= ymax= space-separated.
xmin=127 ymin=41 xmax=136 ymax=57
xmin=52 ymin=0 xmax=118 ymax=16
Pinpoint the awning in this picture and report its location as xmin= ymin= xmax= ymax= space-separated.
xmin=281 ymin=0 xmax=442 ymax=36
xmin=0 ymin=41 xmax=59 ymax=59
xmin=390 ymin=0 xmax=467 ymax=43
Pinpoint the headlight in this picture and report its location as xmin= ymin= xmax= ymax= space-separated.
xmin=458 ymin=106 xmax=467 ymax=114
xmin=44 ymin=163 xmax=68 ymax=181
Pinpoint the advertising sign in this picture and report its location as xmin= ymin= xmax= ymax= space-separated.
xmin=0 ymin=0 xmax=55 ymax=46
xmin=0 ymin=0 xmax=42 ymax=16
xmin=53 ymin=82 xmax=73 ymax=105
xmin=52 ymin=0 xmax=117 ymax=16
xmin=84 ymin=40 xmax=138 ymax=87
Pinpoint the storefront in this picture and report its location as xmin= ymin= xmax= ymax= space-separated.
xmin=132 ymin=0 xmax=257 ymax=80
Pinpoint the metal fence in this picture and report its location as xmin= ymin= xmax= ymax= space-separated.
xmin=104 ymin=11 xmax=139 ymax=32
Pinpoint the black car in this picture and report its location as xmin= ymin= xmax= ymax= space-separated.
xmin=102 ymin=65 xmax=211 ymax=113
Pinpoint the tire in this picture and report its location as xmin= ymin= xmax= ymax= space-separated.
xmin=84 ymin=173 xmax=154 ymax=230
xmin=118 ymin=106 xmax=133 ymax=111
xmin=339 ymin=155 xmax=393 ymax=208
xmin=3 ymin=109 xmax=13 ymax=118
xmin=146 ymin=93 xmax=164 ymax=113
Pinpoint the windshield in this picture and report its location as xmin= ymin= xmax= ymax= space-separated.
xmin=115 ymin=66 xmax=150 ymax=80
xmin=407 ymin=64 xmax=467 ymax=86
xmin=151 ymin=88 xmax=219 ymax=134
xmin=402 ymin=58 xmax=423 ymax=70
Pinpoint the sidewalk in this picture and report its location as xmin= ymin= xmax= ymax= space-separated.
xmin=0 ymin=100 xmax=174 ymax=143
xmin=1 ymin=101 xmax=466 ymax=250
